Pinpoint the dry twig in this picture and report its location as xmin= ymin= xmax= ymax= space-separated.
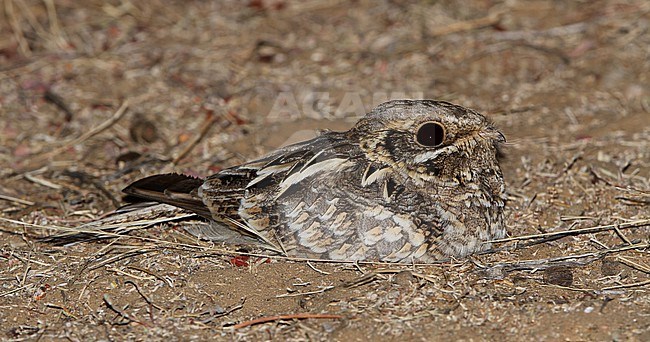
xmin=275 ymin=286 xmax=335 ymax=298
xmin=429 ymin=9 xmax=504 ymax=36
xmin=0 ymin=194 xmax=35 ymax=206
xmin=29 ymin=101 xmax=130 ymax=166
xmin=229 ymin=313 xmax=343 ymax=329
xmin=491 ymin=219 xmax=650 ymax=243
xmin=172 ymin=111 xmax=221 ymax=165
xmin=479 ymin=242 xmax=649 ymax=276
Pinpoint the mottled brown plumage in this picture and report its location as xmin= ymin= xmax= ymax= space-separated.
xmin=120 ymin=100 xmax=507 ymax=263
xmin=46 ymin=100 xmax=506 ymax=261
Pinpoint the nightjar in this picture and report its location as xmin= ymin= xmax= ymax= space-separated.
xmin=117 ymin=100 xmax=507 ymax=263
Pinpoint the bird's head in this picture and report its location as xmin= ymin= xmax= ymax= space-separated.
xmin=355 ymin=100 xmax=505 ymax=191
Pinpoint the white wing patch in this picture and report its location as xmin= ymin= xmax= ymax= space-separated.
xmin=276 ymin=158 xmax=352 ymax=199
xmin=222 ymin=216 xmax=285 ymax=254
xmin=247 ymin=163 xmax=292 ymax=187
xmin=361 ymin=166 xmax=390 ymax=187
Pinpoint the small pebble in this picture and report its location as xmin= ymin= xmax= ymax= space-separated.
xmin=601 ymin=258 xmax=621 ymax=276
xmin=543 ymin=266 xmax=574 ymax=287
xmin=129 ymin=115 xmax=159 ymax=143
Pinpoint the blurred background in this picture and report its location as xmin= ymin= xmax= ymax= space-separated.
xmin=1 ymin=1 xmax=647 ymax=176
xmin=0 ymin=1 xmax=648 ymax=340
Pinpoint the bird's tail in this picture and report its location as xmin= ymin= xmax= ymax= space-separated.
xmin=122 ymin=173 xmax=212 ymax=218
xmin=39 ymin=202 xmax=197 ymax=245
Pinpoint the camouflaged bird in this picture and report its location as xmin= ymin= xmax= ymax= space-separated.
xmin=117 ymin=100 xmax=507 ymax=263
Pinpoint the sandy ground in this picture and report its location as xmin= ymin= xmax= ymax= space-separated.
xmin=1 ymin=0 xmax=649 ymax=341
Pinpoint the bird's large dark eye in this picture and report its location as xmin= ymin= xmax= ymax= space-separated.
xmin=415 ymin=122 xmax=445 ymax=147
